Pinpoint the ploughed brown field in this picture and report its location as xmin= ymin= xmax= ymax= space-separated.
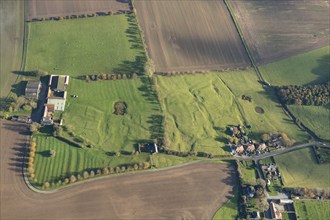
xmin=134 ymin=0 xmax=250 ymax=73
xmin=0 ymin=120 xmax=237 ymax=220
xmin=28 ymin=0 xmax=130 ymax=19
xmin=230 ymin=0 xmax=330 ymax=64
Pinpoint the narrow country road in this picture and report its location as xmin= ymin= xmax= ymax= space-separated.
xmin=234 ymin=142 xmax=329 ymax=161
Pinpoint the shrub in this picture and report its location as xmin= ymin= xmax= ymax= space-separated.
xmin=83 ymin=171 xmax=89 ymax=179
xmin=44 ymin=181 xmax=50 ymax=188
xmin=143 ymin=162 xmax=150 ymax=169
xmin=102 ymin=167 xmax=109 ymax=175
xmin=29 ymin=122 xmax=41 ymax=133
xmin=49 ymin=149 xmax=56 ymax=157
xmin=70 ymin=175 xmax=77 ymax=183
xmin=64 ymin=178 xmax=69 ymax=184
xmin=132 ymin=73 xmax=138 ymax=79
xmin=133 ymin=164 xmax=139 ymax=171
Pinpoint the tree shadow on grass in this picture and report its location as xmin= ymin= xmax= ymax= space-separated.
xmin=309 ymin=53 xmax=330 ymax=85
xmin=11 ymin=81 xmax=27 ymax=97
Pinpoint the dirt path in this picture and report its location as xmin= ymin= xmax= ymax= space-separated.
xmin=0 ymin=120 xmax=236 ymax=219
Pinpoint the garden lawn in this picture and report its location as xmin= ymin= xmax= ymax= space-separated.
xmin=274 ymin=147 xmax=330 ymax=189
xmin=260 ymin=46 xmax=330 ymax=86
xmin=25 ymin=14 xmax=146 ymax=76
xmin=156 ymin=71 xmax=308 ymax=154
xmin=238 ymin=161 xmax=257 ymax=186
xmin=63 ymin=77 xmax=161 ymax=152
xmin=288 ymin=105 xmax=330 ymax=140
xmin=33 ymin=134 xmax=149 ymax=186
xmin=294 ymin=200 xmax=330 ymax=220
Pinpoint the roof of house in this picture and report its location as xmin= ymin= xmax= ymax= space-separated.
xmin=236 ymin=145 xmax=244 ymax=153
xmin=258 ymin=143 xmax=267 ymax=151
xmin=246 ymin=144 xmax=255 ymax=152
xmin=50 ymin=75 xmax=68 ymax=92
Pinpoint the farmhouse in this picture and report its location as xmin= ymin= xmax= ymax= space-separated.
xmin=47 ymin=75 xmax=69 ymax=111
xmin=25 ymin=81 xmax=41 ymax=99
xmin=41 ymin=75 xmax=69 ymax=125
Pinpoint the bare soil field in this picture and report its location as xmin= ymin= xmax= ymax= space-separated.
xmin=0 ymin=120 xmax=236 ymax=220
xmin=230 ymin=0 xmax=330 ymax=64
xmin=28 ymin=0 xmax=130 ymax=20
xmin=134 ymin=0 xmax=250 ymax=73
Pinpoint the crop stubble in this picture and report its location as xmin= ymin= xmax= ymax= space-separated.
xmin=230 ymin=0 xmax=330 ymax=64
xmin=135 ymin=0 xmax=250 ymax=73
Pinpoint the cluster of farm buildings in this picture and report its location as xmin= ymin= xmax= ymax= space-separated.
xmin=24 ymin=75 xmax=69 ymax=125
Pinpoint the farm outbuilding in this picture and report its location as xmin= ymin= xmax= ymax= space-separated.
xmin=25 ymin=81 xmax=41 ymax=99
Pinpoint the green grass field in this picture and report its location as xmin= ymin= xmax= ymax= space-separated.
xmin=288 ymin=105 xmax=330 ymax=140
xmin=156 ymin=71 xmax=307 ymax=154
xmin=238 ymin=161 xmax=257 ymax=186
xmin=33 ymin=133 xmax=150 ymax=186
xmin=275 ymin=147 xmax=330 ymax=188
xmin=260 ymin=46 xmax=330 ymax=86
xmin=0 ymin=0 xmax=25 ymax=97
xmin=213 ymin=193 xmax=238 ymax=220
xmin=25 ymin=14 xmax=146 ymax=76
xmin=63 ymin=77 xmax=161 ymax=152
xmin=294 ymin=200 xmax=330 ymax=220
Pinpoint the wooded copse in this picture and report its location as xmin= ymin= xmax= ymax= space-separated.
xmin=276 ymin=82 xmax=330 ymax=106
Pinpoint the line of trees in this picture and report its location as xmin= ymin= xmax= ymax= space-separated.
xmin=29 ymin=10 xmax=131 ymax=22
xmin=42 ymin=162 xmax=151 ymax=189
xmin=84 ymin=73 xmax=138 ymax=82
xmin=27 ymin=139 xmax=37 ymax=181
xmin=276 ymin=82 xmax=330 ymax=106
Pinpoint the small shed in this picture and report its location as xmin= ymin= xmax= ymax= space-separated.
xmin=25 ymin=81 xmax=41 ymax=99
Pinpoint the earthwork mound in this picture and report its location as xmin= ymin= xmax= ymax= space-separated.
xmin=114 ymin=101 xmax=127 ymax=115
xmin=255 ymin=106 xmax=265 ymax=114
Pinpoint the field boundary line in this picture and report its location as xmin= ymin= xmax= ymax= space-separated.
xmin=224 ymin=0 xmax=265 ymax=83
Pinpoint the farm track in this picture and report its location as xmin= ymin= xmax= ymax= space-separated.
xmin=134 ymin=0 xmax=250 ymax=73
xmin=0 ymin=120 xmax=236 ymax=220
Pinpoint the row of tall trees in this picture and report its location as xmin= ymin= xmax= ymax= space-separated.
xmin=276 ymin=82 xmax=330 ymax=106
xmin=43 ymin=162 xmax=151 ymax=189
xmin=85 ymin=73 xmax=138 ymax=81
